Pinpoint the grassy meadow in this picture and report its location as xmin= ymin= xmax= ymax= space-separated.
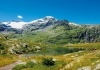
xmin=11 ymin=42 xmax=100 ymax=70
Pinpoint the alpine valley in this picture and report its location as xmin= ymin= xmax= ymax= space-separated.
xmin=0 ymin=16 xmax=100 ymax=70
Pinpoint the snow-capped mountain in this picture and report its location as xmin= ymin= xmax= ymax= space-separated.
xmin=0 ymin=16 xmax=57 ymax=29
xmin=22 ymin=16 xmax=58 ymax=31
xmin=0 ymin=16 xmax=81 ymax=33
xmin=0 ymin=16 xmax=100 ymax=44
xmin=29 ymin=16 xmax=57 ymax=25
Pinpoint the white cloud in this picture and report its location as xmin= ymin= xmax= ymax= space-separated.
xmin=17 ymin=15 xmax=23 ymax=19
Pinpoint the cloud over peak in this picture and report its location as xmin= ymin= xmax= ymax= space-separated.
xmin=17 ymin=15 xmax=23 ymax=19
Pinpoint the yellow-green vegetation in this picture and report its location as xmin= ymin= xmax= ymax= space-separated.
xmin=66 ymin=42 xmax=100 ymax=49
xmin=13 ymin=56 xmax=66 ymax=70
xmin=12 ymin=43 xmax=100 ymax=70
xmin=0 ymin=54 xmax=17 ymax=67
xmin=61 ymin=50 xmax=100 ymax=70
xmin=14 ymin=49 xmax=100 ymax=70
xmin=0 ymin=33 xmax=100 ymax=70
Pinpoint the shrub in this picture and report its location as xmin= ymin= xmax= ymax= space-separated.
xmin=0 ymin=46 xmax=4 ymax=50
xmin=42 ymin=57 xmax=55 ymax=66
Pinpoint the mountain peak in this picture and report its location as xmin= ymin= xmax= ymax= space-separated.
xmin=29 ymin=16 xmax=57 ymax=24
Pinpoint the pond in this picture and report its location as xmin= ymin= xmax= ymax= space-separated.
xmin=20 ymin=47 xmax=84 ymax=57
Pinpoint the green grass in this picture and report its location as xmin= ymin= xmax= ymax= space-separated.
xmin=13 ymin=59 xmax=65 ymax=70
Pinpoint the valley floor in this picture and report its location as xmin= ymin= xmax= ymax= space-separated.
xmin=0 ymin=50 xmax=100 ymax=70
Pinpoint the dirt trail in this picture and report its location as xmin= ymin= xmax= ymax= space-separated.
xmin=0 ymin=61 xmax=19 ymax=70
xmin=0 ymin=55 xmax=22 ymax=70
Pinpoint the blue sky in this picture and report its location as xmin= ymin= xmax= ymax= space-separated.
xmin=0 ymin=0 xmax=100 ymax=24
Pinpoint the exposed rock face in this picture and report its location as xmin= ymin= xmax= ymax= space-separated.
xmin=35 ymin=46 xmax=41 ymax=52
xmin=0 ymin=24 xmax=10 ymax=31
xmin=22 ymin=16 xmax=58 ymax=31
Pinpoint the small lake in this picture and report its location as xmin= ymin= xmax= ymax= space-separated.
xmin=20 ymin=47 xmax=84 ymax=57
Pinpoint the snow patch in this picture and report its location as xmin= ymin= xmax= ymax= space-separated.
xmin=29 ymin=18 xmax=48 ymax=24
xmin=8 ymin=22 xmax=28 ymax=29
xmin=69 ymin=22 xmax=79 ymax=26
xmin=2 ymin=22 xmax=9 ymax=25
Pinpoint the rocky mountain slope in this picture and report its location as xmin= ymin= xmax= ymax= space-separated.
xmin=0 ymin=16 xmax=100 ymax=44
xmin=19 ymin=17 xmax=100 ymax=44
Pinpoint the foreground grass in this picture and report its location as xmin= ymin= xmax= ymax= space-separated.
xmin=13 ymin=57 xmax=66 ymax=70
xmin=1 ymin=43 xmax=100 ymax=70
xmin=62 ymin=50 xmax=100 ymax=70
xmin=13 ymin=49 xmax=100 ymax=70
xmin=22 ymin=61 xmax=65 ymax=70
xmin=0 ymin=54 xmax=17 ymax=67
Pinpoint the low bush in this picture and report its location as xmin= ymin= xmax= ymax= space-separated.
xmin=42 ymin=57 xmax=55 ymax=66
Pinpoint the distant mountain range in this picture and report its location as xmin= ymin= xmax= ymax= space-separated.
xmin=0 ymin=16 xmax=100 ymax=43
xmin=0 ymin=16 xmax=77 ymax=29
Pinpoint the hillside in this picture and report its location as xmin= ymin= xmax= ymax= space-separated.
xmin=11 ymin=17 xmax=100 ymax=44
